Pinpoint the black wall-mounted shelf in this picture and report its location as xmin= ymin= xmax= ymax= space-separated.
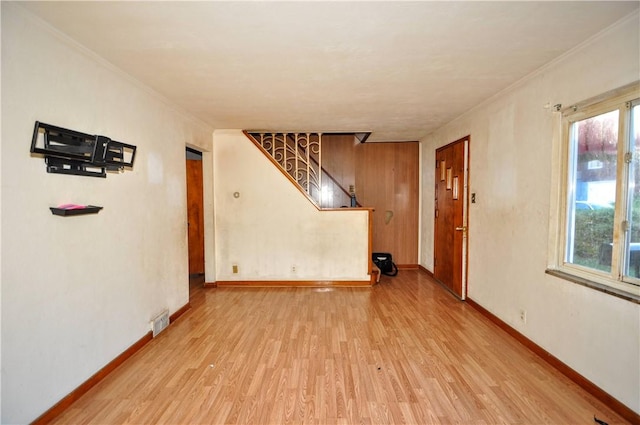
xmin=50 ymin=205 xmax=103 ymax=216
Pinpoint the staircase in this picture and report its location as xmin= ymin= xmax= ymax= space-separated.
xmin=245 ymin=132 xmax=358 ymax=209
xmin=242 ymin=130 xmax=377 ymax=285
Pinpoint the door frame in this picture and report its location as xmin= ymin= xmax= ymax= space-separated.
xmin=461 ymin=137 xmax=469 ymax=299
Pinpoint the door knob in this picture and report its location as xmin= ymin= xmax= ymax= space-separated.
xmin=455 ymin=226 xmax=467 ymax=231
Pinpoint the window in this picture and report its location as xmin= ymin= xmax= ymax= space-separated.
xmin=551 ymin=83 xmax=640 ymax=300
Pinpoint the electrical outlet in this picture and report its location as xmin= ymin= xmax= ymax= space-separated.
xmin=519 ymin=309 xmax=527 ymax=323
xmin=291 ymin=265 xmax=296 ymax=273
xmin=232 ymin=264 xmax=238 ymax=274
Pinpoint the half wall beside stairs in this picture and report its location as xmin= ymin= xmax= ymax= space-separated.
xmin=213 ymin=130 xmax=373 ymax=285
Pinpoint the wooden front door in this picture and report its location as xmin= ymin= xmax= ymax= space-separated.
xmin=186 ymin=157 xmax=205 ymax=276
xmin=434 ymin=137 xmax=469 ymax=298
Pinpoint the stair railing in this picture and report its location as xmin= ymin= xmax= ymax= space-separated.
xmin=282 ymin=133 xmax=360 ymax=208
xmin=261 ymin=132 xmax=320 ymax=203
xmin=246 ymin=131 xmax=361 ymax=208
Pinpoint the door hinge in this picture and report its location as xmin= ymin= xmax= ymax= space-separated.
xmin=625 ymin=152 xmax=633 ymax=163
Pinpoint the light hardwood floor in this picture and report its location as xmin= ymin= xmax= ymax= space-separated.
xmin=51 ymin=271 xmax=629 ymax=424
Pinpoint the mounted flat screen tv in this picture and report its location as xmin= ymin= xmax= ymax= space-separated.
xmin=30 ymin=121 xmax=136 ymax=177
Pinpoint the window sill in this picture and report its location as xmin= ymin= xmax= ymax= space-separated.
xmin=545 ymin=269 xmax=640 ymax=304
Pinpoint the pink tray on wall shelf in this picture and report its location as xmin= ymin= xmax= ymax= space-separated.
xmin=50 ymin=204 xmax=103 ymax=216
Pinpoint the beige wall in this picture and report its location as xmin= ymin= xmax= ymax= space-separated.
xmin=420 ymin=12 xmax=640 ymax=413
xmin=213 ymin=130 xmax=370 ymax=282
xmin=1 ymin=4 xmax=213 ymax=423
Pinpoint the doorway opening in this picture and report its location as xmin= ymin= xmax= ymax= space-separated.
xmin=186 ymin=147 xmax=205 ymax=295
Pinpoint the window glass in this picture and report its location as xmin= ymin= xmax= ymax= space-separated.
xmin=566 ymin=110 xmax=618 ymax=272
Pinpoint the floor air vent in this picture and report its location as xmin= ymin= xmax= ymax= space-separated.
xmin=151 ymin=310 xmax=169 ymax=337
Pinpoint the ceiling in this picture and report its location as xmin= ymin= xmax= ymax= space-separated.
xmin=19 ymin=1 xmax=639 ymax=142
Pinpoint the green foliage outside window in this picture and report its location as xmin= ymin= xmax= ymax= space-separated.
xmin=573 ymin=198 xmax=640 ymax=277
xmin=573 ymin=208 xmax=614 ymax=270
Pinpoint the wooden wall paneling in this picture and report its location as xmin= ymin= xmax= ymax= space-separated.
xmin=355 ymin=142 xmax=419 ymax=265
xmin=321 ymin=134 xmax=356 ymax=190
xmin=320 ymin=178 xmax=342 ymax=209
xmin=320 ymin=134 xmax=357 ymax=208
xmin=396 ymin=142 xmax=419 ymax=266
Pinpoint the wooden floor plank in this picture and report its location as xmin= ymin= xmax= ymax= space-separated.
xmin=49 ymin=271 xmax=631 ymax=424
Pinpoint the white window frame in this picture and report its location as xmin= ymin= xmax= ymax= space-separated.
xmin=547 ymin=82 xmax=640 ymax=301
